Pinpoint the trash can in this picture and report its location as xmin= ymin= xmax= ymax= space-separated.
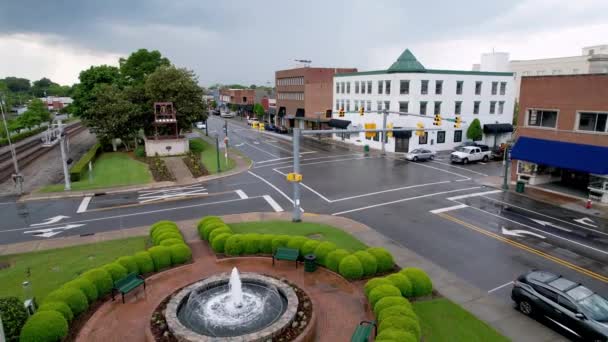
xmin=363 ymin=145 xmax=370 ymax=153
xmin=304 ymin=254 xmax=317 ymax=273
xmin=516 ymin=181 xmax=525 ymax=193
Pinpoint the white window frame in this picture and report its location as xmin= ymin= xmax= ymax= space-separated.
xmin=575 ymin=111 xmax=608 ymax=134
xmin=525 ymin=108 xmax=559 ymax=130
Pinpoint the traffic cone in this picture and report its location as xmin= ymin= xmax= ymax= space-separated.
xmin=586 ymin=199 xmax=592 ymax=209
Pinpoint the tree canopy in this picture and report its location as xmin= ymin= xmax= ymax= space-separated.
xmin=18 ymin=99 xmax=50 ymax=129
xmin=466 ymin=118 xmax=483 ymax=141
xmin=253 ymin=103 xmax=265 ymax=118
xmin=119 ymin=49 xmax=170 ymax=85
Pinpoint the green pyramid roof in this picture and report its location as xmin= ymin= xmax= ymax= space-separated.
xmin=387 ymin=49 xmax=426 ymax=73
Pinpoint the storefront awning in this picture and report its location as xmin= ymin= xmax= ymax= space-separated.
xmin=511 ymin=137 xmax=608 ymax=175
xmin=328 ymin=119 xmax=351 ymax=129
xmin=484 ymin=123 xmax=513 ymax=134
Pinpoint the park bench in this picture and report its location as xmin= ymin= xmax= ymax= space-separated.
xmin=350 ymin=320 xmax=376 ymax=342
xmin=112 ymin=272 xmax=146 ymax=303
xmin=272 ymin=247 xmax=299 ymax=268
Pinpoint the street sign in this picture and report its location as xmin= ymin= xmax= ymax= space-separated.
xmin=286 ymin=173 xmax=303 ymax=182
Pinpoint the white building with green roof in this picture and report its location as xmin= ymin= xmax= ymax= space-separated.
xmin=330 ymin=49 xmax=515 ymax=152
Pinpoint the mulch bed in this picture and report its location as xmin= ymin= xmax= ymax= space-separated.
xmin=182 ymin=152 xmax=209 ymax=178
xmin=140 ymin=156 xmax=176 ymax=182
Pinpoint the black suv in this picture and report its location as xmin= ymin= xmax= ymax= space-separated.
xmin=512 ymin=270 xmax=608 ymax=341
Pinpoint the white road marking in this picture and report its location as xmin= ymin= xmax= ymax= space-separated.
xmin=247 ymin=171 xmax=304 ymax=212
xmin=447 ymin=190 xmax=502 ymax=200
xmin=138 ymin=185 xmax=208 ymax=203
xmin=574 ymin=217 xmax=597 ymax=228
xmin=530 ymin=219 xmax=572 ymax=233
xmin=263 ymin=195 xmax=284 ymax=212
xmin=455 ymin=179 xmax=470 ymax=182
xmin=274 ymin=156 xmax=376 ymax=169
xmin=430 ymin=204 xmax=468 ymax=214
xmin=430 ymin=160 xmax=490 ymax=177
xmin=487 ymin=281 xmax=513 ymax=293
xmin=332 ymin=187 xmax=481 ymax=216
xmin=259 ymin=140 xmax=294 ymax=153
xmin=77 ymin=196 xmax=92 ymax=213
xmin=0 ymin=202 xmax=14 ymax=205
xmin=243 ymin=142 xmax=281 ymax=158
xmin=30 ymin=215 xmax=70 ymax=227
xmin=501 ymin=227 xmax=546 ymax=239
xmin=254 ymin=153 xmax=362 ymax=167
xmin=408 ymin=162 xmax=471 ymax=180
xmin=24 ymin=224 xmax=85 ymax=238
xmin=235 ymin=189 xmax=248 ymax=199
xmin=235 ymin=143 xmax=244 ymax=147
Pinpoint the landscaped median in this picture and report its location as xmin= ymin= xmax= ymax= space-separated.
xmin=190 ymin=137 xmax=236 ymax=174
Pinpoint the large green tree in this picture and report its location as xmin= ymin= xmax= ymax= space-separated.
xmin=253 ymin=103 xmax=265 ymax=118
xmin=2 ymin=77 xmax=30 ymax=93
xmin=119 ymin=49 xmax=170 ymax=85
xmin=71 ymin=65 xmax=121 ymax=118
xmin=19 ymin=99 xmax=50 ymax=129
xmin=466 ymin=118 xmax=483 ymax=141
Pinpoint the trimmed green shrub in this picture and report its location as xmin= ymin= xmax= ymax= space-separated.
xmin=135 ymin=145 xmax=145 ymax=158
xmin=366 ymin=247 xmax=394 ymax=273
xmin=153 ymin=231 xmax=183 ymax=245
xmin=62 ymin=278 xmax=98 ymax=303
xmin=150 ymin=220 xmax=177 ymax=236
xmin=44 ymin=287 xmax=88 ymax=316
xmin=286 ymin=236 xmax=309 ymax=255
xmin=169 ymin=243 xmax=192 ymax=264
xmin=197 ymin=216 xmax=223 ymax=238
xmin=259 ymin=234 xmax=275 ymax=254
xmin=313 ymin=241 xmax=337 ymax=266
xmin=379 ymin=316 xmax=421 ymax=340
xmin=160 ymin=238 xmax=185 ymax=247
xmin=0 ymin=296 xmax=28 ymax=342
xmin=300 ymin=240 xmax=320 ymax=256
xmin=19 ymin=311 xmax=68 ymax=342
xmin=270 ymin=235 xmax=290 ymax=252
xmin=224 ymin=235 xmax=244 ymax=256
xmin=149 ymin=246 xmax=172 ymax=271
xmin=385 ymin=273 xmax=413 ymax=297
xmin=189 ymin=139 xmax=205 ymax=153
xmin=368 ymin=284 xmax=401 ymax=308
xmin=211 ymin=233 xmax=232 ymax=253
xmin=151 ymin=226 xmax=180 ymax=243
xmin=376 ymin=329 xmax=417 ymax=342
xmin=69 ymin=143 xmax=101 ymax=182
xmin=326 ymin=249 xmax=350 ymax=272
xmin=338 ymin=255 xmax=364 ymax=280
xmin=202 ymin=222 xmax=228 ymax=241
xmin=102 ymin=262 xmax=128 ymax=282
xmin=116 ymin=256 xmax=139 ymax=274
xmin=134 ymin=251 xmax=155 ymax=274
xmin=364 ymin=277 xmax=393 ymax=297
xmin=209 ymin=227 xmax=233 ymax=244
xmin=82 ymin=268 xmax=113 ymax=296
xmin=353 ymin=250 xmax=378 ymax=276
xmin=38 ymin=301 xmax=73 ymax=322
xmin=377 ymin=305 xmax=418 ymax=323
xmin=373 ymin=296 xmax=412 ymax=316
xmin=242 ymin=234 xmax=261 ymax=254
xmin=400 ymin=267 xmax=433 ymax=297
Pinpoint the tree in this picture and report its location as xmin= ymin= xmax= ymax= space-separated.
xmin=19 ymin=99 xmax=50 ymax=129
xmin=230 ymin=103 xmax=238 ymax=112
xmin=249 ymin=84 xmax=257 ymax=89
xmin=119 ymin=49 xmax=170 ymax=85
xmin=513 ymin=100 xmax=519 ymax=126
xmin=210 ymin=100 xmax=217 ymax=109
xmin=466 ymin=118 xmax=483 ymax=141
xmin=253 ymin=103 xmax=265 ymax=119
xmin=72 ymin=65 xmax=121 ymax=118
xmin=47 ymin=84 xmax=72 ymax=97
xmin=2 ymin=77 xmax=31 ymax=93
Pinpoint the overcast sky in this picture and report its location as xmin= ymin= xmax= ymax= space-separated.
xmin=1 ymin=0 xmax=607 ymax=86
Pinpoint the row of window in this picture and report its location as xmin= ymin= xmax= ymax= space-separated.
xmin=519 ymin=69 xmax=580 ymax=77
xmin=527 ymin=109 xmax=608 ymax=133
xmin=336 ymin=99 xmax=505 ymax=115
xmin=355 ymin=129 xmax=464 ymax=145
xmin=336 ymin=80 xmax=507 ymax=96
xmin=278 ymin=92 xmax=304 ymax=100
xmin=277 ymin=77 xmax=304 ymax=86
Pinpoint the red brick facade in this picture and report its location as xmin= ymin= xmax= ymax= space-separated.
xmin=219 ymin=89 xmax=255 ymax=106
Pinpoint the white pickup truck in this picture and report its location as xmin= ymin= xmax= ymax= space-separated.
xmin=450 ymin=146 xmax=491 ymax=164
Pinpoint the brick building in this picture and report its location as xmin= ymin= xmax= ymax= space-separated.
xmin=219 ymin=88 xmax=255 ymax=113
xmin=510 ymin=74 xmax=608 ymax=203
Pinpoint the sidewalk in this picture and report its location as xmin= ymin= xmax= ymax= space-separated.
xmin=0 ymin=212 xmax=565 ymax=341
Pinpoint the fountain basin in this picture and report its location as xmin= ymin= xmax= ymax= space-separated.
xmin=165 ymin=273 xmax=299 ymax=341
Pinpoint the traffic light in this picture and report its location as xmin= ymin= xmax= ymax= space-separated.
xmin=339 ymin=107 xmax=345 ymax=117
xmin=415 ymin=122 xmax=425 ymax=136
xmin=359 ymin=106 xmax=365 ymax=116
xmin=433 ymin=114 xmax=442 ymax=126
xmin=387 ymin=123 xmax=394 ymax=138
xmin=454 ymin=116 xmax=462 ymax=128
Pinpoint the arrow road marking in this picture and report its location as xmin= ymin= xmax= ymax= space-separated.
xmin=30 ymin=215 xmax=70 ymax=227
xmin=501 ymin=227 xmax=546 ymax=239
xmin=574 ymin=217 xmax=597 ymax=228
xmin=24 ymin=224 xmax=85 ymax=238
xmin=235 ymin=143 xmax=244 ymax=147
xmin=530 ymin=219 xmax=572 ymax=233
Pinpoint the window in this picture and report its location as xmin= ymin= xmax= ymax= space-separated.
xmin=336 ymin=82 xmax=339 ymax=93
xmin=434 ymin=101 xmax=441 ymax=115
xmin=340 ymin=100 xmax=344 ymax=110
xmin=346 ymin=82 xmax=350 ymax=94
xmin=384 ymin=101 xmax=390 ymax=110
xmin=532 ymin=285 xmax=558 ymax=302
xmin=552 ymin=69 xmax=561 ymax=75
xmin=456 ymin=81 xmax=463 ymax=95
xmin=399 ymin=101 xmax=409 ymax=113
xmin=473 ymin=101 xmax=480 ymax=114
xmin=420 ymin=101 xmax=427 ymax=115
xmin=454 ymin=130 xmax=462 ymax=142
xmin=498 ymin=101 xmax=504 ymax=115
xmin=366 ymin=100 xmax=371 ymax=111
xmin=578 ymin=112 xmax=608 ymax=132
xmin=341 ymin=82 xmax=346 ymax=94
xmin=536 ymin=70 xmax=545 ymax=75
xmin=419 ymin=132 xmax=428 ymax=145
xmin=385 ymin=80 xmax=391 ymax=94
xmin=336 ymin=99 xmax=340 ymax=110
xmin=361 ymin=81 xmax=366 ymax=94
xmin=367 ymin=81 xmax=372 ymax=94
xmin=437 ymin=131 xmax=446 ymax=143
xmin=527 ymin=109 xmax=558 ymax=128
xmin=399 ymin=80 xmax=409 ymax=95
xmin=475 ymin=81 xmax=482 ymax=95
xmin=455 ymin=101 xmax=462 ymax=115
xmin=491 ymin=82 xmax=498 ymax=95
xmin=378 ymin=80 xmax=383 ymax=94
xmin=558 ymin=296 xmax=578 ymax=313
xmin=354 ymin=100 xmax=359 ymax=111
xmin=346 ymin=100 xmax=351 ymax=112
xmin=500 ymin=82 xmax=506 ymax=95
xmin=421 ymin=80 xmax=429 ymax=94
xmin=435 ymin=80 xmax=443 ymax=95
xmin=377 ymin=101 xmax=382 ymax=111
xmin=243 ymin=97 xmax=247 ymax=102
xmin=490 ymin=101 xmax=496 ymax=114
xmin=355 ymin=81 xmax=359 ymax=94
xmin=572 ymin=68 xmax=580 ymax=74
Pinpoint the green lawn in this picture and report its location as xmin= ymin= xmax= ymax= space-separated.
xmin=0 ymin=237 xmax=148 ymax=302
xmin=413 ymin=298 xmax=510 ymax=342
xmin=229 ymin=221 xmax=367 ymax=251
xmin=192 ymin=136 xmax=236 ymax=174
xmin=40 ymin=152 xmax=152 ymax=192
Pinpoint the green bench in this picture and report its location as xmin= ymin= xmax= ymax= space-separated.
xmin=351 ymin=320 xmax=376 ymax=342
xmin=112 ymin=272 xmax=146 ymax=303
xmin=272 ymin=247 xmax=299 ymax=268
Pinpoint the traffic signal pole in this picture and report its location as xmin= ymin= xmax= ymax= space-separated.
xmin=381 ymin=109 xmax=388 ymax=156
xmin=292 ymin=128 xmax=302 ymax=222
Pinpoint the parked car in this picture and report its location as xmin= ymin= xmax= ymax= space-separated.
xmin=247 ymin=117 xmax=259 ymax=126
xmin=264 ymin=122 xmax=276 ymax=131
xmin=405 ymin=149 xmax=436 ymax=162
xmin=212 ymin=109 xmax=220 ymax=116
xmin=454 ymin=142 xmax=489 ymax=152
xmin=512 ymin=270 xmax=608 ymax=341
xmin=450 ymin=146 xmax=491 ymax=164
xmin=220 ymin=111 xmax=236 ymax=118
xmin=195 ymin=121 xmax=206 ymax=130
xmin=275 ymin=126 xmax=288 ymax=134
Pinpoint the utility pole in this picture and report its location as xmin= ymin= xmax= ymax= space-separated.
xmin=381 ymin=109 xmax=388 ymax=156
xmin=224 ymin=120 xmax=228 ymax=138
xmin=215 ymin=135 xmax=221 ymax=173
xmin=205 ymin=119 xmax=208 ymax=136
xmin=292 ymin=128 xmax=302 ymax=222
xmin=0 ymin=95 xmax=23 ymax=194
xmin=502 ymin=143 xmax=510 ymax=190
xmin=58 ymin=121 xmax=71 ymax=191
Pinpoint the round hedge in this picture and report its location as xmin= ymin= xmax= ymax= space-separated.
xmin=286 ymin=236 xmax=309 ymax=255
xmin=148 ymin=246 xmax=172 ymax=271
xmin=62 ymin=278 xmax=98 ymax=303
xmin=116 ymin=256 xmax=139 ymax=275
xmin=376 ymin=328 xmax=417 ymax=342
xmin=224 ymin=235 xmax=244 ymax=256
xmin=259 ymin=234 xmax=275 ymax=254
xmin=134 ymin=251 xmax=155 ymax=274
xmin=313 ymin=241 xmax=337 ymax=266
xmin=151 ymin=225 xmax=180 ymax=241
xmin=150 ymin=220 xmax=177 ymax=236
xmin=102 ymin=262 xmax=128 ymax=282
xmin=159 ymin=238 xmax=185 ymax=247
xmin=400 ymin=267 xmax=433 ymax=297
xmin=19 ymin=311 xmax=68 ymax=342
xmin=353 ymin=250 xmax=378 ymax=276
xmin=197 ymin=216 xmax=222 ymax=231
xmin=385 ymin=273 xmax=413 ymax=297
xmin=377 ymin=305 xmax=418 ymax=323
xmin=44 ymin=287 xmax=88 ymax=316
xmin=368 ymin=284 xmax=401 ymax=308
xmin=300 ymin=240 xmax=320 ymax=256
xmin=366 ymin=247 xmax=394 ymax=273
xmin=326 ymin=249 xmax=350 ymax=272
xmin=202 ymin=222 xmax=228 ymax=241
xmin=0 ymin=296 xmax=28 ymax=342
xmin=169 ymin=243 xmax=192 ymax=264
xmin=271 ymin=235 xmax=290 ymax=252
xmin=211 ymin=233 xmax=232 ymax=253
xmin=153 ymin=231 xmax=183 ymax=245
xmin=373 ymin=296 xmax=412 ymax=316
xmin=338 ymin=255 xmax=364 ymax=280
xmin=242 ymin=234 xmax=261 ymax=254
xmin=364 ymin=277 xmax=393 ymax=297
xmin=379 ymin=316 xmax=421 ymax=340
xmin=38 ymin=301 xmax=73 ymax=322
xmin=82 ymin=268 xmax=113 ymax=296
xmin=209 ymin=227 xmax=233 ymax=244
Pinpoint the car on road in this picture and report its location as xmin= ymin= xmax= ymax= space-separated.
xmin=264 ymin=122 xmax=276 ymax=131
xmin=450 ymin=146 xmax=490 ymax=164
xmin=512 ymin=270 xmax=608 ymax=341
xmin=220 ymin=111 xmax=236 ymax=118
xmin=275 ymin=126 xmax=288 ymax=134
xmin=453 ymin=141 xmax=490 ymax=152
xmin=195 ymin=121 xmax=206 ymax=129
xmin=247 ymin=117 xmax=259 ymax=126
xmin=405 ymin=149 xmax=436 ymax=162
xmin=212 ymin=109 xmax=220 ymax=116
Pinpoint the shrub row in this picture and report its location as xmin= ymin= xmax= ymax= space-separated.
xmin=69 ymin=143 xmax=101 ymax=182
xmin=364 ymin=267 xmax=433 ymax=299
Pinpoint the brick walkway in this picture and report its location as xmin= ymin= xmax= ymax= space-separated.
xmin=164 ymin=157 xmax=194 ymax=184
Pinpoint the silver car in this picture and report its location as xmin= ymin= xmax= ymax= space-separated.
xmin=405 ymin=148 xmax=436 ymax=162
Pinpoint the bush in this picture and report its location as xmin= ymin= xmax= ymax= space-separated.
xmin=82 ymin=268 xmax=113 ymax=296
xmin=271 ymin=235 xmax=290 ymax=252
xmin=211 ymin=233 xmax=232 ymax=253
xmin=338 ymin=255 xmax=364 ymax=280
xmin=326 ymin=249 xmax=350 ymax=272
xmin=189 ymin=139 xmax=205 ymax=153
xmin=313 ymin=241 xmax=337 ymax=266
xmin=373 ymin=296 xmax=412 ymax=316
xmin=259 ymin=234 xmax=275 ymax=254
xmin=400 ymin=267 xmax=433 ymax=297
xmin=19 ymin=311 xmax=68 ymax=342
xmin=0 ymin=297 xmax=28 ymax=342
xmin=151 ymin=227 xmax=181 ymax=243
xmin=197 ymin=216 xmax=222 ymax=238
xmin=364 ymin=277 xmax=393 ymax=297
xmin=69 ymin=143 xmax=101 ymax=182
xmin=38 ymin=301 xmax=73 ymax=322
xmin=62 ymin=278 xmax=98 ymax=303
xmin=368 ymin=284 xmax=401 ymax=308
xmin=150 ymin=220 xmax=177 ymax=237
xmin=376 ymin=328 xmax=417 ymax=342
xmin=135 ymin=145 xmax=146 ymax=158
xmin=134 ymin=251 xmax=155 ymax=274
xmin=379 ymin=316 xmax=421 ymax=340
xmin=116 ymin=256 xmax=139 ymax=274
xmin=102 ymin=262 xmax=128 ymax=282
xmin=377 ymin=305 xmax=418 ymax=323
xmin=169 ymin=243 xmax=192 ymax=265
xmin=242 ymin=234 xmax=261 ymax=254
xmin=160 ymin=238 xmax=184 ymax=247
xmin=202 ymin=222 xmax=228 ymax=241
xmin=300 ymin=240 xmax=320 ymax=256
xmin=353 ymin=250 xmax=378 ymax=276
xmin=148 ymin=246 xmax=172 ymax=271
xmin=366 ymin=247 xmax=394 ymax=273
xmin=44 ymin=287 xmax=88 ymax=316
xmin=385 ymin=273 xmax=413 ymax=297
xmin=153 ymin=231 xmax=183 ymax=245
xmin=286 ymin=236 xmax=309 ymax=255
xmin=209 ymin=227 xmax=233 ymax=244
xmin=224 ymin=235 xmax=244 ymax=256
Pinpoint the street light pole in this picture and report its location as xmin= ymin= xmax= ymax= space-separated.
xmin=381 ymin=109 xmax=388 ymax=156
xmin=502 ymin=143 xmax=510 ymax=190
xmin=215 ymin=135 xmax=221 ymax=173
xmin=58 ymin=121 xmax=71 ymax=191
xmin=0 ymin=95 xmax=23 ymax=194
xmin=292 ymin=128 xmax=302 ymax=222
